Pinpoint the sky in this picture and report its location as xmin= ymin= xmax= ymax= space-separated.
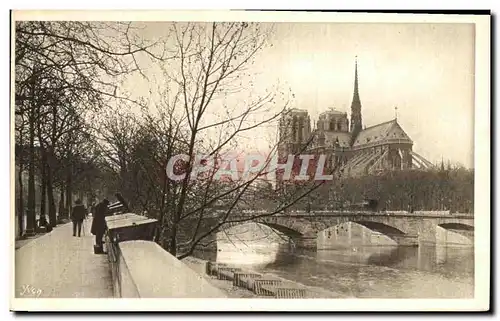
xmin=125 ymin=21 xmax=475 ymax=168
xmin=261 ymin=22 xmax=475 ymax=168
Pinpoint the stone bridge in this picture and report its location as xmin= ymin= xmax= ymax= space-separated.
xmin=195 ymin=211 xmax=474 ymax=250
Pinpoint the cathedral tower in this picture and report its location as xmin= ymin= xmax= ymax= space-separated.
xmin=278 ymin=108 xmax=311 ymax=155
xmin=317 ymin=109 xmax=349 ymax=133
xmin=350 ymin=57 xmax=363 ymax=144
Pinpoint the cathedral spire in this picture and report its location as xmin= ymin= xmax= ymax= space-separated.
xmin=350 ymin=56 xmax=363 ymax=143
xmin=354 ymin=56 xmax=359 ymax=98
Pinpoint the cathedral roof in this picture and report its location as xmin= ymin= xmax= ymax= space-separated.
xmin=316 ymin=131 xmax=352 ymax=148
xmin=352 ymin=119 xmax=413 ymax=147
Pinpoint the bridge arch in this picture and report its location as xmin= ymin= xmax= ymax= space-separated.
xmin=437 ymin=222 xmax=474 ymax=243
xmin=438 ymin=223 xmax=474 ymax=231
xmin=350 ymin=221 xmax=406 ymax=236
xmin=317 ymin=219 xmax=414 ymax=246
xmin=322 ymin=220 xmax=407 ymax=237
xmin=261 ymin=222 xmax=303 ymax=238
xmin=257 ymin=215 xmax=417 ymax=245
xmin=220 ymin=221 xmax=303 ymax=240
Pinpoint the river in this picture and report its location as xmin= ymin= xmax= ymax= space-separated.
xmin=194 ymin=223 xmax=474 ymax=298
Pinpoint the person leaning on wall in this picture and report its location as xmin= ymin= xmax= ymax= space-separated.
xmin=90 ymin=198 xmax=109 ymax=254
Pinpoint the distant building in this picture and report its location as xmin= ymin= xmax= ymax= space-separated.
xmin=278 ymin=58 xmax=434 ymax=178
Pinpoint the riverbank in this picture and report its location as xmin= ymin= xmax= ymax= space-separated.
xmin=182 ymin=257 xmax=256 ymax=298
xmin=182 ymin=256 xmax=345 ymax=298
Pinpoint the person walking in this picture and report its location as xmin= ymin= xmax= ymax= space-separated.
xmin=91 ymin=198 xmax=109 ymax=254
xmin=71 ymin=199 xmax=86 ymax=237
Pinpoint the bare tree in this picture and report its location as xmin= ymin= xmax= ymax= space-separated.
xmin=15 ymin=112 xmax=28 ymax=237
xmin=83 ymin=22 xmax=343 ymax=258
xmin=151 ymin=22 xmax=288 ymax=256
xmin=14 ymin=21 xmax=169 ymax=233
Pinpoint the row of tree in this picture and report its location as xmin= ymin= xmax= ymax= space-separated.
xmin=14 ymin=21 xmax=166 ymax=235
xmin=303 ymin=165 xmax=474 ymax=213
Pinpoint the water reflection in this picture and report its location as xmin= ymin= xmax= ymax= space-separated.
xmin=194 ymin=241 xmax=474 ymax=298
xmin=366 ymin=246 xmax=415 ymax=266
xmin=214 ymin=241 xmax=284 ymax=267
xmin=313 ymin=244 xmax=474 ymax=276
xmin=193 ymin=222 xmax=474 ymax=298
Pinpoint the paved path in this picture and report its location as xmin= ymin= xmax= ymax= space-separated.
xmin=14 ymin=219 xmax=113 ymax=298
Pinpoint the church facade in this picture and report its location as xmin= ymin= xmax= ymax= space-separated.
xmin=278 ymin=59 xmax=433 ymax=178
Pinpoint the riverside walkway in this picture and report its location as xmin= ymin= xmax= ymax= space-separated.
xmin=14 ymin=219 xmax=113 ymax=298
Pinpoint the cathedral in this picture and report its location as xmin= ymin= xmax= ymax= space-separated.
xmin=278 ymin=59 xmax=434 ymax=178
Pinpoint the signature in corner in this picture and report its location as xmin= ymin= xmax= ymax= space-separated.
xmin=19 ymin=284 xmax=42 ymax=297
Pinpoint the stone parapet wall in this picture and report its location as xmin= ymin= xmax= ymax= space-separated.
xmin=112 ymin=240 xmax=227 ymax=298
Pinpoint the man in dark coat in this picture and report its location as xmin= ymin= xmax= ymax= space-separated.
xmin=91 ymin=198 xmax=109 ymax=250
xmin=71 ymin=199 xmax=86 ymax=237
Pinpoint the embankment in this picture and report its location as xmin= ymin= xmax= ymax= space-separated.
xmin=182 ymin=256 xmax=346 ymax=298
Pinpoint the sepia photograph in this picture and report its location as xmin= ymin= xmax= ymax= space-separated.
xmin=10 ymin=10 xmax=490 ymax=312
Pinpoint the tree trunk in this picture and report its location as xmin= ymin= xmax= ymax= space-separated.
xmin=171 ymin=130 xmax=198 ymax=256
xmin=17 ymin=164 xmax=24 ymax=238
xmin=46 ymin=154 xmax=57 ymax=227
xmin=48 ymin=105 xmax=58 ymax=226
xmin=169 ymin=222 xmax=177 ymax=256
xmin=58 ymin=183 xmax=65 ymax=220
xmin=65 ymin=162 xmax=72 ymax=218
xmin=17 ymin=125 xmax=25 ymax=238
xmin=25 ymin=107 xmax=36 ymax=236
xmin=155 ymin=162 xmax=168 ymax=244
xmin=39 ymin=151 xmax=47 ymax=226
xmin=36 ymin=106 xmax=49 ymax=227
